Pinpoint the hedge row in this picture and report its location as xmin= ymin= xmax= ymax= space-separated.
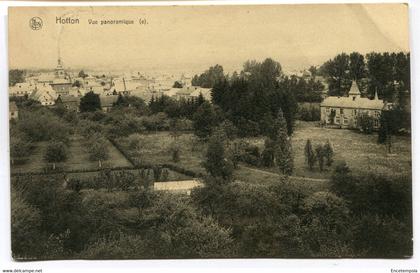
xmin=11 ymin=165 xmax=138 ymax=177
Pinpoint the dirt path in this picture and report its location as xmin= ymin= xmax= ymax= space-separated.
xmin=239 ymin=165 xmax=329 ymax=183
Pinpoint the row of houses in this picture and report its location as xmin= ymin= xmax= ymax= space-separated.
xmin=11 ymin=58 xmax=209 ymax=108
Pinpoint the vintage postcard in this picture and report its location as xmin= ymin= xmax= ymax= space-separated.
xmin=8 ymin=4 xmax=411 ymax=260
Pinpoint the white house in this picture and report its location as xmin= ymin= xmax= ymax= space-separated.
xmin=29 ymin=84 xmax=58 ymax=106
xmin=9 ymin=82 xmax=34 ymax=97
xmin=320 ymin=81 xmax=385 ymax=129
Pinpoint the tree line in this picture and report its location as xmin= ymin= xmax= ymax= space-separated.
xmin=319 ymin=52 xmax=410 ymax=101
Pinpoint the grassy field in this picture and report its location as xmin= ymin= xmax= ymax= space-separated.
xmin=11 ymin=135 xmax=133 ymax=174
xmin=116 ymin=132 xmax=207 ymax=175
xmin=244 ymin=121 xmax=411 ymax=179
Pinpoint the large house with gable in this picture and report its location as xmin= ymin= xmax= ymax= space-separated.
xmin=28 ymin=83 xmax=58 ymax=106
xmin=320 ymin=81 xmax=385 ymax=129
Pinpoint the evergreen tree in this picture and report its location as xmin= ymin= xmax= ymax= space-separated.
xmin=304 ymin=139 xmax=316 ymax=171
xmin=274 ymin=109 xmax=293 ymax=175
xmin=192 ymin=101 xmax=218 ymax=139
xmin=324 ymin=140 xmax=334 ymax=167
xmin=261 ymin=138 xmax=275 ymax=167
xmin=378 ymin=111 xmax=394 ymax=153
xmin=202 ymin=133 xmax=233 ymax=181
xmin=315 ymin=145 xmax=325 ymax=171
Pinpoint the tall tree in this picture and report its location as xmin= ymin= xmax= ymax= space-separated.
xmin=349 ymin=52 xmax=366 ymax=80
xmin=366 ymin=52 xmax=396 ymax=100
xmin=324 ymin=140 xmax=334 ymax=167
xmin=315 ymin=145 xmax=325 ymax=171
xmin=394 ymin=52 xmax=410 ymax=92
xmin=192 ymin=101 xmax=218 ymax=139
xmin=202 ymin=133 xmax=233 ymax=181
xmin=10 ymin=136 xmax=31 ymax=165
xmin=274 ymin=109 xmax=293 ymax=175
xmin=44 ymin=141 xmax=68 ymax=170
xmin=378 ymin=112 xmax=393 ymax=153
xmin=320 ymin=53 xmax=352 ymax=96
xmin=261 ymin=138 xmax=275 ymax=167
xmin=192 ymin=64 xmax=225 ymax=88
xmin=87 ymin=137 xmax=109 ymax=168
xmin=304 ymin=139 xmax=316 ymax=171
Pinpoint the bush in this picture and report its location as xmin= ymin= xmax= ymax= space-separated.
xmin=298 ymin=104 xmax=320 ymax=121
xmin=331 ymin=171 xmax=411 ymax=219
xmin=11 ymin=189 xmax=43 ymax=258
xmin=18 ymin=109 xmax=71 ymax=143
xmin=358 ymin=113 xmax=374 ymax=134
xmin=240 ymin=144 xmax=261 ymax=167
xmin=170 ymin=144 xmax=180 ymax=163
xmin=352 ymin=214 xmax=412 ymax=258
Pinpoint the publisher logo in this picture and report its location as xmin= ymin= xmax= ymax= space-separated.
xmin=29 ymin=17 xmax=43 ymax=30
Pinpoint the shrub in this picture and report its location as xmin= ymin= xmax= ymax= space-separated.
xmin=358 ymin=113 xmax=374 ymax=134
xmin=241 ymin=144 xmax=261 ymax=167
xmin=298 ymin=104 xmax=320 ymax=121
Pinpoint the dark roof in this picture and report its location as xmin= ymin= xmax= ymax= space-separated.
xmin=58 ymin=95 xmax=80 ymax=103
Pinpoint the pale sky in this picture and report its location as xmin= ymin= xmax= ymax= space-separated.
xmin=8 ymin=4 xmax=409 ymax=74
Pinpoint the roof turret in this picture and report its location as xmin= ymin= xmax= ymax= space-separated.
xmin=348 ymin=80 xmax=361 ymax=96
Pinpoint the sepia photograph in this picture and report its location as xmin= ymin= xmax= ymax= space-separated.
xmin=7 ymin=4 xmax=412 ymax=261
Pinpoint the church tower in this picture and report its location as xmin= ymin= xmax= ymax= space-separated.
xmin=55 ymin=58 xmax=66 ymax=78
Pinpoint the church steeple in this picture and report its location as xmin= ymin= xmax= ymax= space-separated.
xmin=55 ymin=57 xmax=65 ymax=78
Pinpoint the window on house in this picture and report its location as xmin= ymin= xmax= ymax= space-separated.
xmin=340 ymin=108 xmax=343 ymax=115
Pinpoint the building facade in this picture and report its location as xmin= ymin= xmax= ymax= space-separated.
xmin=320 ymin=81 xmax=385 ymax=129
